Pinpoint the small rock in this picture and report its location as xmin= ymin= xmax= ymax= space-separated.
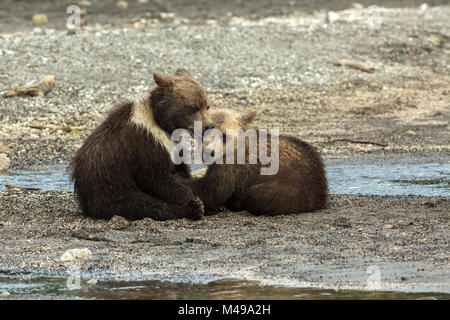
xmin=0 ymin=145 xmax=11 ymax=154
xmin=422 ymin=201 xmax=436 ymax=208
xmin=352 ymin=3 xmax=364 ymax=10
xmin=32 ymin=27 xmax=44 ymax=35
xmin=116 ymin=1 xmax=129 ymax=10
xmin=333 ymin=217 xmax=351 ymax=228
xmin=0 ymin=291 xmax=10 ymax=297
xmin=32 ymin=14 xmax=48 ymax=25
xmin=160 ymin=12 xmax=175 ymax=20
xmin=0 ymin=153 xmax=10 ymax=172
xmin=78 ymin=0 xmax=92 ymax=7
xmin=87 ymin=279 xmax=97 ymax=285
xmin=60 ymin=248 xmax=92 ymax=261
xmin=419 ymin=3 xmax=428 ymax=14
xmin=137 ymin=0 xmax=148 ymax=3
xmin=406 ymin=130 xmax=417 ymax=135
xmin=109 ymin=215 xmax=130 ymax=229
xmin=326 ymin=11 xmax=339 ymax=24
xmin=429 ymin=35 xmax=440 ymax=46
xmin=78 ymin=0 xmax=92 ymax=6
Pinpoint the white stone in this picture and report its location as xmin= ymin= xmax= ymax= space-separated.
xmin=78 ymin=0 xmax=92 ymax=6
xmin=116 ymin=1 xmax=129 ymax=10
xmin=160 ymin=12 xmax=175 ymax=19
xmin=60 ymin=248 xmax=92 ymax=261
xmin=419 ymin=3 xmax=428 ymax=13
xmin=32 ymin=27 xmax=44 ymax=35
xmin=326 ymin=11 xmax=339 ymax=24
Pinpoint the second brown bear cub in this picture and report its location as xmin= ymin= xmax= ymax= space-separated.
xmin=185 ymin=109 xmax=329 ymax=215
xmin=71 ymin=68 xmax=213 ymax=220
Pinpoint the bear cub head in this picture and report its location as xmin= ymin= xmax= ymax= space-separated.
xmin=202 ymin=109 xmax=258 ymax=161
xmin=150 ymin=68 xmax=214 ymax=135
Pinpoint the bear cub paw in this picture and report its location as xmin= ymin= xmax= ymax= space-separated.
xmin=186 ymin=197 xmax=205 ymax=221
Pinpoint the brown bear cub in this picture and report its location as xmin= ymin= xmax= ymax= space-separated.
xmin=185 ymin=109 xmax=329 ymax=215
xmin=71 ymin=68 xmax=214 ymax=220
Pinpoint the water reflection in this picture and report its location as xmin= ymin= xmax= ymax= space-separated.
xmin=0 ymin=162 xmax=449 ymax=196
xmin=1 ymin=276 xmax=448 ymax=300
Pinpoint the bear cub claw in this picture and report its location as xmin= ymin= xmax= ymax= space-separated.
xmin=186 ymin=197 xmax=204 ymax=220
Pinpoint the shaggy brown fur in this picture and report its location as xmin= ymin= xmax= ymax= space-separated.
xmin=71 ymin=68 xmax=214 ymax=220
xmin=185 ymin=109 xmax=329 ymax=215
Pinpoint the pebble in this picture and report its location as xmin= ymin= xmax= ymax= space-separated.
xmin=116 ymin=1 xmax=129 ymax=10
xmin=32 ymin=14 xmax=48 ymax=25
xmin=419 ymin=3 xmax=428 ymax=14
xmin=32 ymin=27 xmax=44 ymax=35
xmin=60 ymin=248 xmax=92 ymax=261
xmin=0 ymin=291 xmax=10 ymax=297
xmin=109 ymin=215 xmax=130 ymax=229
xmin=78 ymin=0 xmax=92 ymax=6
xmin=326 ymin=11 xmax=339 ymax=24
xmin=160 ymin=12 xmax=176 ymax=20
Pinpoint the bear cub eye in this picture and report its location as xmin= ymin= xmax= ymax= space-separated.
xmin=191 ymin=105 xmax=201 ymax=113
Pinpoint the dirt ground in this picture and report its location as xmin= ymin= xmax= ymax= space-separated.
xmin=0 ymin=1 xmax=449 ymax=295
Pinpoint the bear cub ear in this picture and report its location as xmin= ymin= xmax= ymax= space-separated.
xmin=174 ymin=68 xmax=192 ymax=77
xmin=153 ymin=72 xmax=173 ymax=87
xmin=240 ymin=110 xmax=258 ymax=126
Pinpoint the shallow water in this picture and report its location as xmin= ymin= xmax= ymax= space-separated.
xmin=326 ymin=162 xmax=449 ymax=196
xmin=0 ymin=275 xmax=448 ymax=300
xmin=0 ymin=162 xmax=448 ymax=196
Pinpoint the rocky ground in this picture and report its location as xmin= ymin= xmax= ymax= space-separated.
xmin=0 ymin=0 xmax=449 ymax=297
xmin=0 ymin=1 xmax=449 ymax=169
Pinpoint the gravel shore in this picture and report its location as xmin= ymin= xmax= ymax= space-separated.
xmin=1 ymin=3 xmax=448 ymax=169
xmin=0 ymin=191 xmax=448 ymax=293
xmin=0 ymin=1 xmax=449 ymax=295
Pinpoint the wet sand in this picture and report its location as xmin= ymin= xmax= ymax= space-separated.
xmin=0 ymin=191 xmax=448 ymax=293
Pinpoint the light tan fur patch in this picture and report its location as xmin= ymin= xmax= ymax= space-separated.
xmin=130 ymin=98 xmax=175 ymax=154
